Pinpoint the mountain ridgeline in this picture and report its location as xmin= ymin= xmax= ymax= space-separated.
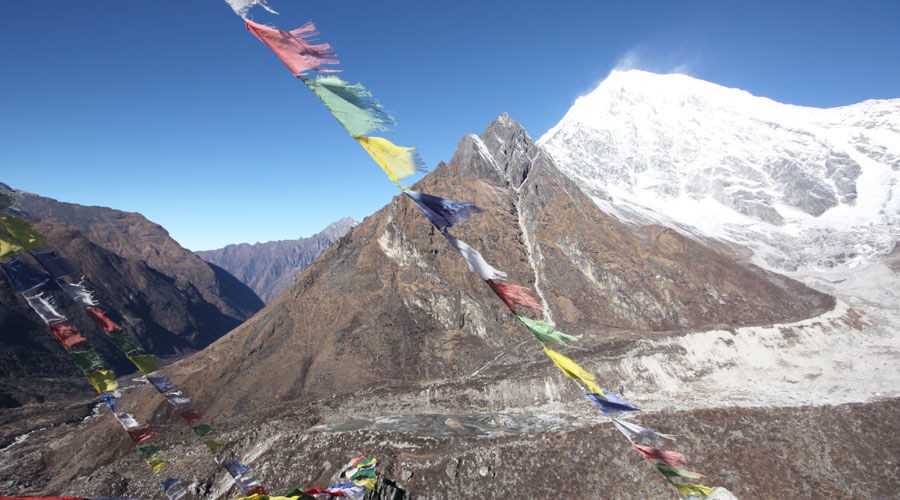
xmin=196 ymin=217 xmax=356 ymax=303
xmin=161 ymin=114 xmax=831 ymax=417
xmin=0 ymin=184 xmax=263 ymax=407
xmin=4 ymin=71 xmax=896 ymax=499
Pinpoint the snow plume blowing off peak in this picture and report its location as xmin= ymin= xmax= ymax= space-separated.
xmin=539 ymin=69 xmax=900 ymax=275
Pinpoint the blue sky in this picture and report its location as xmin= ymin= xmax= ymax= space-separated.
xmin=2 ymin=1 xmax=898 ymax=250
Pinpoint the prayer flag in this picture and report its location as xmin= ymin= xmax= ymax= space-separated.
xmin=86 ymin=369 xmax=118 ymax=393
xmin=326 ymin=482 xmax=367 ymax=499
xmin=245 ymin=20 xmax=338 ymax=76
xmin=101 ymin=393 xmax=117 ymax=412
xmin=68 ymin=349 xmax=105 ymax=373
xmin=31 ymin=251 xmax=75 ymax=280
xmin=442 ymin=233 xmax=507 ymax=280
xmin=165 ymin=391 xmax=191 ymax=408
xmin=487 ymin=280 xmax=542 ymax=312
xmin=148 ymin=374 xmax=177 ymax=392
xmin=61 ymin=282 xmax=98 ymax=308
xmin=138 ymin=443 xmax=162 ymax=460
xmin=177 ymin=409 xmax=205 ymax=425
xmin=191 ymin=423 xmax=214 ymax=438
xmin=25 ymin=292 xmax=66 ymax=324
xmin=87 ymin=306 xmax=121 ymax=332
xmin=358 ymin=137 xmax=426 ymax=187
xmin=49 ymin=321 xmax=87 ymax=349
xmin=127 ymin=424 xmax=156 ymax=445
xmin=351 ymin=468 xmax=376 ymax=481
xmin=128 ymin=354 xmax=160 ymax=374
xmin=350 ymin=455 xmax=377 ymax=468
xmin=669 ymin=480 xmax=714 ymax=498
xmin=632 ymin=443 xmax=685 ymax=468
xmin=147 ymin=458 xmax=167 ymax=474
xmin=224 ymin=0 xmax=277 ymax=18
xmin=0 ymin=216 xmax=46 ymax=250
xmin=516 ymin=315 xmax=581 ymax=345
xmin=117 ymin=413 xmax=140 ymax=429
xmin=542 ymin=346 xmax=603 ymax=395
xmin=403 ymin=190 xmax=480 ymax=232
xmin=225 ymin=460 xmax=252 ymax=477
xmin=303 ymin=76 xmax=394 ymax=136
xmin=110 ymin=332 xmax=141 ymax=355
xmin=655 ymin=462 xmax=703 ymax=480
xmin=586 ymin=391 xmax=640 ymax=416
xmin=204 ymin=439 xmax=228 ymax=453
xmin=0 ymin=237 xmax=21 ymax=258
xmin=161 ymin=477 xmax=181 ymax=492
xmin=610 ymin=417 xmax=676 ymax=444
xmin=2 ymin=259 xmax=49 ymax=292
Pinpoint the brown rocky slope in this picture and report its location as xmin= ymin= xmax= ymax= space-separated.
xmin=2 ymin=116 xmax=861 ymax=498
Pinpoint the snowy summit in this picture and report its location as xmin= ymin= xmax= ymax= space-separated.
xmin=539 ymin=69 xmax=900 ymax=273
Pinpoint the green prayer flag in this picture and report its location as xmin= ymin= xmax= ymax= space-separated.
xmin=516 ymin=315 xmax=582 ymax=345
xmin=128 ymin=354 xmax=160 ymax=374
xmin=0 ymin=216 xmax=46 ymax=249
xmin=302 ymin=75 xmax=394 ymax=136
xmin=68 ymin=349 xmax=105 ymax=373
xmin=138 ymin=443 xmax=162 ymax=460
xmin=351 ymin=468 xmax=377 ymax=481
xmin=191 ymin=423 xmax=214 ymax=438
xmin=204 ymin=438 xmax=228 ymax=452
xmin=656 ymin=462 xmax=703 ymax=480
xmin=109 ymin=332 xmax=141 ymax=355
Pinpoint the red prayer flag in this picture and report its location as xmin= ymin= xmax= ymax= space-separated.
xmin=245 ymin=20 xmax=339 ymax=77
xmin=48 ymin=321 xmax=87 ymax=349
xmin=127 ymin=424 xmax=156 ymax=444
xmin=633 ymin=443 xmax=687 ymax=467
xmin=486 ymin=280 xmax=543 ymax=312
xmin=86 ymin=306 xmax=121 ymax=333
xmin=177 ymin=409 xmax=205 ymax=425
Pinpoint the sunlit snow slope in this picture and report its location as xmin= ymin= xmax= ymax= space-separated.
xmin=539 ymin=69 xmax=899 ymax=273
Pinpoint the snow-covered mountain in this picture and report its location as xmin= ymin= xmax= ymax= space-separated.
xmin=539 ymin=69 xmax=899 ymax=273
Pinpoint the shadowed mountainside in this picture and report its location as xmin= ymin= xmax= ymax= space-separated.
xmin=0 ymin=185 xmax=264 ymax=407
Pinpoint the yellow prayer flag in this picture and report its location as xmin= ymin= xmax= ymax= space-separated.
xmin=353 ymin=477 xmax=378 ymax=490
xmin=128 ymin=353 xmax=160 ymax=374
xmin=543 ymin=346 xmax=604 ymax=396
xmin=355 ymin=136 xmax=423 ymax=188
xmin=0 ymin=216 xmax=46 ymax=249
xmin=671 ymin=481 xmax=714 ymax=498
xmin=85 ymin=369 xmax=118 ymax=393
xmin=0 ymin=237 xmax=22 ymax=258
xmin=146 ymin=458 xmax=167 ymax=474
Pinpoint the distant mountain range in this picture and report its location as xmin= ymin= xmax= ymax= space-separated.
xmin=0 ymin=183 xmax=263 ymax=407
xmin=196 ymin=217 xmax=356 ymax=303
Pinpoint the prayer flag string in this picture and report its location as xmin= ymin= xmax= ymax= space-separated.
xmin=0 ymin=218 xmax=264 ymax=497
xmin=0 ymin=249 xmax=182 ymax=497
xmin=232 ymin=6 xmax=725 ymax=496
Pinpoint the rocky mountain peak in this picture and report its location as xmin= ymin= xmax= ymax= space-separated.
xmin=441 ymin=114 xmax=537 ymax=189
